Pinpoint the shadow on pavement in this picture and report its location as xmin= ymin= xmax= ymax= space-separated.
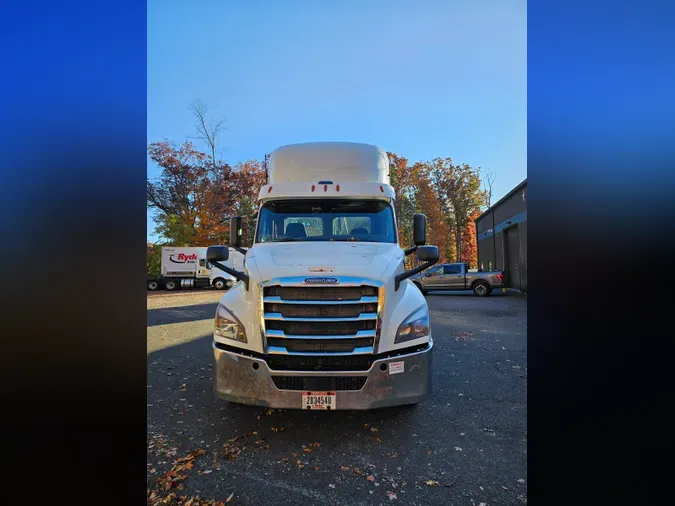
xmin=147 ymin=302 xmax=219 ymax=327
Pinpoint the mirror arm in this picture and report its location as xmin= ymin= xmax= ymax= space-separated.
xmin=404 ymin=245 xmax=418 ymax=256
xmin=232 ymin=246 xmax=248 ymax=256
xmin=394 ymin=257 xmax=440 ymax=291
xmin=209 ymin=260 xmax=249 ymax=291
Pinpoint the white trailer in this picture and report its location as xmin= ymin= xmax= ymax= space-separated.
xmin=147 ymin=246 xmax=239 ymax=291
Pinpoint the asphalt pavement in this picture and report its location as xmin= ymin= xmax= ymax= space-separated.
xmin=147 ymin=289 xmax=527 ymax=505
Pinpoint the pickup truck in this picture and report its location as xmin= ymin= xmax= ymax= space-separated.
xmin=411 ymin=263 xmax=504 ymax=296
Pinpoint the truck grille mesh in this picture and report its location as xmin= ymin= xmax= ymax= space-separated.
xmin=265 ymin=354 xmax=374 ymax=371
xmin=272 ymin=376 xmax=367 ymax=391
xmin=265 ymin=286 xmax=377 ymax=301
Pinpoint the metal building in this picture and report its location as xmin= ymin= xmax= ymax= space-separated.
xmin=474 ymin=179 xmax=527 ymax=292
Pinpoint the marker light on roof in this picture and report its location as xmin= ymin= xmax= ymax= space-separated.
xmin=268 ymin=186 xmax=273 ymax=193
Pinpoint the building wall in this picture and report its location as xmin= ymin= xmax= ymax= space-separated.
xmin=475 ymin=180 xmax=527 ymax=292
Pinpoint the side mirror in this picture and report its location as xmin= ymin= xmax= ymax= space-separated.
xmin=230 ymin=216 xmax=243 ymax=247
xmin=413 ymin=214 xmax=426 ymax=246
xmin=207 ymin=245 xmax=229 ymax=262
xmin=416 ymin=245 xmax=439 ymax=263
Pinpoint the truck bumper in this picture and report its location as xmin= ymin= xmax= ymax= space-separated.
xmin=212 ymin=341 xmax=433 ymax=410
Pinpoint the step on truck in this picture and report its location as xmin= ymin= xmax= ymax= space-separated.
xmin=146 ymin=246 xmax=240 ymax=291
xmin=206 ymin=142 xmax=440 ymax=410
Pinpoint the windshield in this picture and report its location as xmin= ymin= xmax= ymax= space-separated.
xmin=255 ymin=199 xmax=397 ymax=244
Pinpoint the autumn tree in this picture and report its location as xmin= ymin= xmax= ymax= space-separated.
xmin=461 ymin=209 xmax=481 ymax=268
xmin=147 ymin=243 xmax=161 ymax=277
xmin=147 ymin=139 xmax=267 ymax=247
xmin=232 ymin=160 xmax=267 ymax=246
xmin=410 ymin=162 xmax=447 ymax=265
xmin=429 ymin=158 xmax=483 ymax=262
xmin=387 ymin=152 xmax=418 ymax=249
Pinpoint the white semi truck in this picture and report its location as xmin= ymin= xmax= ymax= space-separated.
xmin=206 ymin=142 xmax=440 ymax=410
xmin=147 ymin=246 xmax=242 ymax=291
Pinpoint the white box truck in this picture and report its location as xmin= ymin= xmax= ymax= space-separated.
xmin=206 ymin=142 xmax=440 ymax=410
xmin=147 ymin=246 xmax=242 ymax=291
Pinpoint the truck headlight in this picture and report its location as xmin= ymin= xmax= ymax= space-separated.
xmin=395 ymin=305 xmax=430 ymax=344
xmin=214 ymin=304 xmax=247 ymax=343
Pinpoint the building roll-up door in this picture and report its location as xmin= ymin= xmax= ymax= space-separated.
xmin=504 ymin=225 xmax=521 ymax=291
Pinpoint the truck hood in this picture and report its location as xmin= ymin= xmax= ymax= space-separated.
xmin=247 ymin=242 xmax=401 ymax=282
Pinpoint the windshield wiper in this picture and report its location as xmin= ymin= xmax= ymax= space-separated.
xmin=265 ymin=237 xmax=305 ymax=243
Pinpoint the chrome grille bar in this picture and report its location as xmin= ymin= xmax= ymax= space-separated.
xmin=264 ymin=312 xmax=377 ymax=322
xmin=267 ymin=346 xmax=374 ymax=356
xmin=263 ymin=296 xmax=378 ymax=305
xmin=265 ymin=329 xmax=376 ymax=340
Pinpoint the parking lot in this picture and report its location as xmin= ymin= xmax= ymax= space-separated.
xmin=147 ymin=289 xmax=527 ymax=505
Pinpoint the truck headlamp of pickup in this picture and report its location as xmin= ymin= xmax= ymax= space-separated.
xmin=394 ymin=305 xmax=430 ymax=344
xmin=214 ymin=304 xmax=247 ymax=343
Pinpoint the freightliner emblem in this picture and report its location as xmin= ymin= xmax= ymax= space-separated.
xmin=304 ymin=277 xmax=339 ymax=284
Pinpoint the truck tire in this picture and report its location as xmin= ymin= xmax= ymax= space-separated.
xmin=213 ymin=278 xmax=227 ymax=290
xmin=165 ymin=279 xmax=178 ymax=291
xmin=147 ymin=280 xmax=159 ymax=291
xmin=472 ymin=281 xmax=491 ymax=297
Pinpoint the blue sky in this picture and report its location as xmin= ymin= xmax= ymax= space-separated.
xmin=148 ymin=0 xmax=526 ymax=241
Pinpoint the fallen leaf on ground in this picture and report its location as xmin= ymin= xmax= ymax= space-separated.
xmin=353 ymin=467 xmax=361 ymax=475
xmin=226 ymin=492 xmax=234 ymax=503
xmin=367 ymin=475 xmax=375 ymax=482
xmin=309 ymin=442 xmax=321 ymax=448
xmin=340 ymin=466 xmax=349 ymax=471
xmin=426 ymin=449 xmax=433 ymax=455
xmin=271 ymin=427 xmax=285 ymax=432
xmin=172 ymin=461 xmax=194 ymax=472
xmin=386 ymin=491 xmax=398 ymax=500
xmin=370 ymin=427 xmax=378 ymax=432
xmin=313 ymin=466 xmax=319 ymax=471
xmin=303 ymin=448 xmax=312 ymax=453
xmin=425 ymin=480 xmax=440 ymax=486
xmin=376 ymin=437 xmax=382 ymax=443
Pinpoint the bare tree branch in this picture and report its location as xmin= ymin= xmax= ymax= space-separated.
xmin=482 ymin=168 xmax=496 ymax=209
xmin=188 ymin=99 xmax=227 ymax=165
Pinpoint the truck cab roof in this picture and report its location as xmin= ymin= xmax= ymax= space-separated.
xmin=268 ymin=142 xmax=391 ymax=185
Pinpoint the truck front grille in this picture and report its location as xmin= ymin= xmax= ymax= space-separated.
xmin=272 ymin=376 xmax=367 ymax=391
xmin=265 ymin=354 xmax=374 ymax=371
xmin=261 ymin=278 xmax=381 ymax=361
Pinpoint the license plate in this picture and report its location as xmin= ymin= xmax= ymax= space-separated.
xmin=302 ymin=391 xmax=336 ymax=410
